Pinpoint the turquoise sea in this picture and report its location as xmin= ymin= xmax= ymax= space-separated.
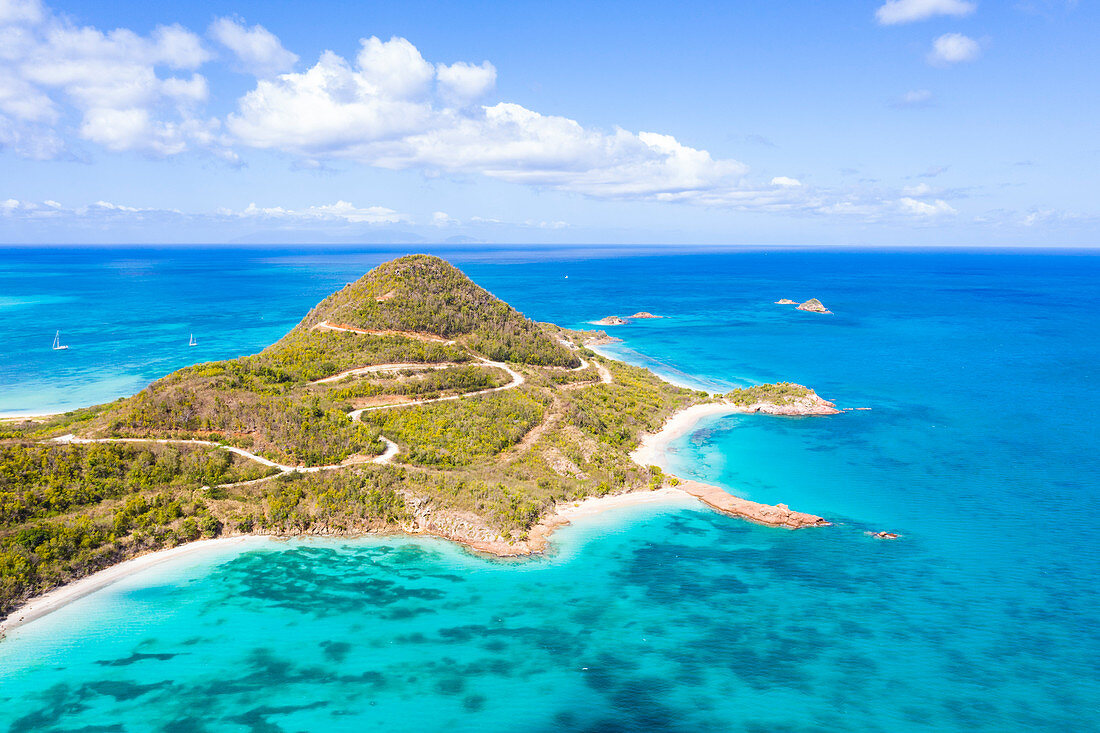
xmin=1 ymin=246 xmax=1098 ymax=731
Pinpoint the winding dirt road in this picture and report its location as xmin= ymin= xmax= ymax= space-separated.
xmin=45 ymin=328 xmax=601 ymax=489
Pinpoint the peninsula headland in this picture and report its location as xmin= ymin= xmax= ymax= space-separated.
xmin=0 ymin=255 xmax=836 ymax=627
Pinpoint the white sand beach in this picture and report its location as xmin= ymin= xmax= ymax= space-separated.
xmin=0 ymin=536 xmax=270 ymax=636
xmin=630 ymin=402 xmax=742 ymax=469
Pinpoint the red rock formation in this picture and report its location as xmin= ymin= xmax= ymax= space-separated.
xmin=677 ymin=480 xmax=830 ymax=529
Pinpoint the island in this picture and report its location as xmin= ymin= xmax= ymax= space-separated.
xmin=0 ymin=255 xmax=837 ymax=625
xmin=592 ymin=316 xmax=628 ymax=326
xmin=775 ymin=299 xmax=798 ymax=305
xmin=629 ymin=312 xmax=662 ymax=319
xmin=796 ymin=298 xmax=831 ymax=313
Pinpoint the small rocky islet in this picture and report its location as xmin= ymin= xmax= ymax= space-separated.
xmin=592 ymin=311 xmax=662 ymax=325
xmin=775 ymin=297 xmax=831 ymax=313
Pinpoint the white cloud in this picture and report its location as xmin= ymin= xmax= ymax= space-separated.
xmin=898 ymin=196 xmax=956 ymax=216
xmin=0 ymin=3 xmax=984 ymax=225
xmin=0 ymin=198 xmax=194 ymax=231
xmin=876 ymin=0 xmax=976 ymax=25
xmin=436 ymin=60 xmax=496 ymax=104
xmin=928 ymin=33 xmax=981 ymax=66
xmin=902 ymin=183 xmax=934 ymax=196
xmin=209 ymin=17 xmax=297 ymax=77
xmin=227 ymin=39 xmax=752 ymax=205
xmin=0 ymin=0 xmax=43 ymax=25
xmin=357 ymin=36 xmax=434 ymax=100
xmin=91 ymin=200 xmax=150 ymax=212
xmin=1019 ymin=209 xmax=1091 ymax=227
xmin=526 ymin=219 xmax=568 ymax=229
xmin=0 ymin=1 xmax=224 ymax=158
xmin=431 ymin=211 xmax=459 ymax=227
xmin=896 ymin=89 xmax=933 ymax=107
xmin=235 ymin=200 xmax=407 ymax=224
xmin=151 ymin=23 xmax=211 ymax=69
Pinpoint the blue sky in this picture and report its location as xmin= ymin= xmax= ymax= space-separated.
xmin=1 ymin=0 xmax=1097 ymax=245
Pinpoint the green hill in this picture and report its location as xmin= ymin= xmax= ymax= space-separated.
xmin=299 ymin=255 xmax=580 ymax=367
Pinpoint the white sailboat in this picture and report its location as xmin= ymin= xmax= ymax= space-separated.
xmin=52 ymin=330 xmax=68 ymax=350
xmin=189 ymin=333 xmax=197 ymax=347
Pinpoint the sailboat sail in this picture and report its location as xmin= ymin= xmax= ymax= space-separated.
xmin=189 ymin=333 xmax=197 ymax=347
xmin=52 ymin=330 xmax=68 ymax=350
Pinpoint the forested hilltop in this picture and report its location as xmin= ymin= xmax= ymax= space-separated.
xmin=0 ymin=255 xmax=821 ymax=620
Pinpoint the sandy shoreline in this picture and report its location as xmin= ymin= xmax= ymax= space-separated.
xmin=0 ymin=536 xmax=269 ymax=636
xmin=0 ymin=491 xmax=695 ymax=636
xmin=630 ymin=402 xmax=744 ymax=469
xmin=629 ymin=403 xmax=830 ymax=531
xmin=0 ymin=412 xmax=62 ymax=422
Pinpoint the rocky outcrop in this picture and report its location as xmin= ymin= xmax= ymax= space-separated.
xmin=677 ymin=480 xmax=829 ymax=529
xmin=775 ymin=299 xmax=798 ymax=305
xmin=404 ymin=494 xmax=536 ymax=556
xmin=593 ymin=316 xmax=628 ymax=326
xmin=724 ymin=383 xmax=840 ymax=415
xmin=732 ymin=390 xmax=839 ymax=416
xmin=797 ymin=298 xmax=831 ymax=314
xmin=629 ymin=312 xmax=662 ymax=319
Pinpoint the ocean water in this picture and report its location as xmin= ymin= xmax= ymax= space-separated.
xmin=1 ymin=246 xmax=1098 ymax=731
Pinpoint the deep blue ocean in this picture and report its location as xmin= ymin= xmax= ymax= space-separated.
xmin=1 ymin=246 xmax=1098 ymax=731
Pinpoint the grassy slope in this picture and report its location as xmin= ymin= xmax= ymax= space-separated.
xmin=299 ymin=255 xmax=580 ymax=367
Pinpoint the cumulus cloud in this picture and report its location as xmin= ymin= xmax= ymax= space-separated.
xmin=0 ymin=0 xmax=44 ymax=26
xmin=357 ymin=36 xmax=434 ymax=99
xmin=436 ymin=60 xmax=496 ymax=104
xmin=227 ymin=37 xmax=759 ymax=205
xmin=209 ymin=17 xmax=298 ymax=76
xmin=876 ymin=0 xmax=976 ymax=25
xmin=928 ymin=33 xmax=981 ymax=66
xmin=0 ymin=0 xmax=228 ymax=158
xmin=431 ymin=211 xmax=460 ymax=227
xmin=0 ymin=2 xmax=968 ymax=224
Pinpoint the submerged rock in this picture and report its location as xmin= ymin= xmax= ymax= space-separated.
xmin=797 ymin=298 xmax=831 ymax=314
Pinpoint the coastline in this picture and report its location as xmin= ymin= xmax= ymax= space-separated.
xmin=630 ymin=402 xmax=830 ymax=530
xmin=0 ymin=536 xmax=270 ymax=637
xmin=0 ymin=490 xmax=696 ymax=636
xmin=0 ymin=412 xmax=61 ymax=422
xmin=630 ymin=402 xmax=744 ymax=468
xmin=4 ymin=395 xmax=826 ymax=636
xmin=2 ymin=342 xmax=830 ymax=634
